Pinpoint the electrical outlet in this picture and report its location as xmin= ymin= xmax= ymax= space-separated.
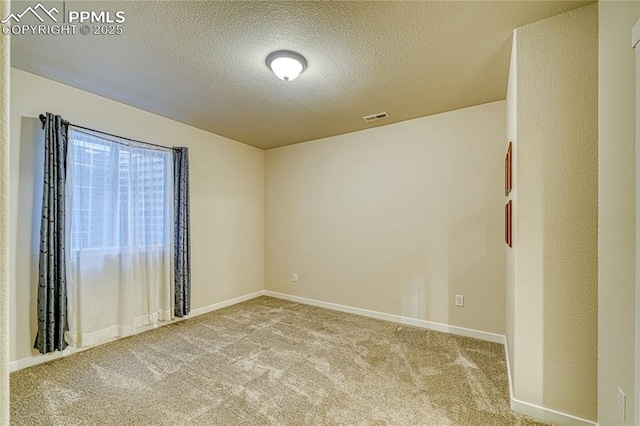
xmin=455 ymin=295 xmax=464 ymax=307
xmin=292 ymin=273 xmax=298 ymax=283
xmin=617 ymin=387 xmax=626 ymax=421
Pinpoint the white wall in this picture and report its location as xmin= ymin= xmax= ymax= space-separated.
xmin=508 ymin=4 xmax=598 ymax=422
xmin=266 ymin=101 xmax=506 ymax=335
xmin=598 ymin=2 xmax=640 ymax=425
xmin=9 ymin=69 xmax=265 ymax=364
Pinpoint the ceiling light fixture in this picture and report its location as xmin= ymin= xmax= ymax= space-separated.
xmin=266 ymin=50 xmax=307 ymax=82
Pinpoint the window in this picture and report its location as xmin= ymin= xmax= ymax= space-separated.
xmin=68 ymin=128 xmax=171 ymax=251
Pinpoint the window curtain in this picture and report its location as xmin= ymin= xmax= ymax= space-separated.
xmin=173 ymin=147 xmax=191 ymax=317
xmin=34 ymin=113 xmax=69 ymax=354
xmin=66 ymin=128 xmax=173 ymax=347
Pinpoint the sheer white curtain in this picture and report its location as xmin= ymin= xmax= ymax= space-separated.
xmin=65 ymin=128 xmax=173 ymax=347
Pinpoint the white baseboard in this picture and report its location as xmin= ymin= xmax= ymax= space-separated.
xmin=9 ymin=290 xmax=266 ymax=373
xmin=189 ymin=290 xmax=265 ymax=317
xmin=504 ymin=337 xmax=596 ymax=425
xmin=510 ymin=398 xmax=597 ymax=425
xmin=264 ymin=290 xmax=505 ymax=344
xmin=9 ymin=346 xmax=87 ymax=372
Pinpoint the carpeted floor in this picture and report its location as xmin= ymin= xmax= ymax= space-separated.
xmin=11 ymin=296 xmax=550 ymax=425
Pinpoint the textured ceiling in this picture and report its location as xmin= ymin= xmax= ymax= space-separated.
xmin=10 ymin=1 xmax=592 ymax=149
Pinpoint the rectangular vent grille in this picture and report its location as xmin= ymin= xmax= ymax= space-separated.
xmin=362 ymin=112 xmax=389 ymax=122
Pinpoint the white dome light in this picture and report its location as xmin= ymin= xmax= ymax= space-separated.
xmin=266 ymin=50 xmax=307 ymax=82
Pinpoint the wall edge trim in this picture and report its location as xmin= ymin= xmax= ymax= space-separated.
xmin=504 ymin=337 xmax=515 ymax=402
xmin=510 ymin=398 xmax=597 ymax=426
xmin=188 ymin=290 xmax=265 ymax=317
xmin=264 ymin=290 xmax=505 ymax=343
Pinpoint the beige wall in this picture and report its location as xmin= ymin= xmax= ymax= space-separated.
xmin=636 ymin=18 xmax=640 ymax=425
xmin=0 ymin=0 xmax=10 ymax=421
xmin=509 ymin=4 xmax=599 ymax=421
xmin=265 ymin=101 xmax=506 ymax=335
xmin=9 ymin=69 xmax=265 ymax=363
xmin=505 ymin=30 xmax=517 ymax=384
xmin=598 ymin=2 xmax=640 ymax=425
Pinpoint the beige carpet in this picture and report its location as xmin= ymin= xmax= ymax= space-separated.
xmin=11 ymin=296 xmax=550 ymax=425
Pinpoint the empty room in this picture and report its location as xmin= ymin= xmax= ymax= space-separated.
xmin=1 ymin=1 xmax=639 ymax=425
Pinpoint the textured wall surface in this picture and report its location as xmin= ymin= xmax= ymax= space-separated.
xmin=0 ymin=0 xmax=10 ymax=422
xmin=598 ymin=2 xmax=640 ymax=425
xmin=266 ymin=101 xmax=507 ymax=335
xmin=9 ymin=69 xmax=265 ymax=364
xmin=513 ymin=4 xmax=598 ymax=421
xmin=505 ymin=30 xmax=517 ymax=387
xmin=636 ymin=21 xmax=640 ymax=425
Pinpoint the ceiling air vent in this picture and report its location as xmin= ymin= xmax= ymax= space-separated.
xmin=362 ymin=112 xmax=389 ymax=123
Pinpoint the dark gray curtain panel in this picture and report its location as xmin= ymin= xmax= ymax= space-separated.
xmin=34 ymin=113 xmax=69 ymax=354
xmin=173 ymin=147 xmax=191 ymax=317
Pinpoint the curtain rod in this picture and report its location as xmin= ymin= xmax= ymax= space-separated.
xmin=39 ymin=114 xmax=174 ymax=152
